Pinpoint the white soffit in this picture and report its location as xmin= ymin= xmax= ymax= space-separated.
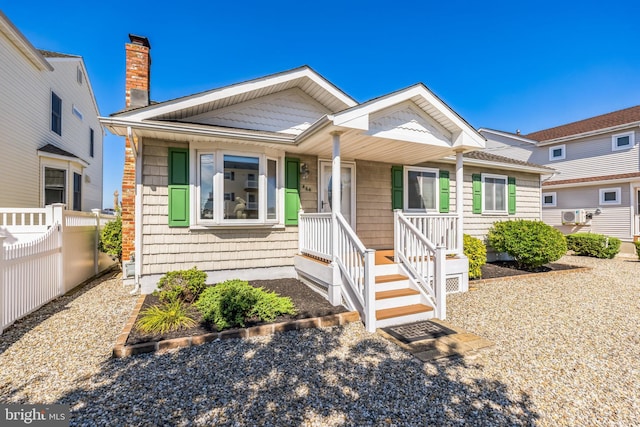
xmin=179 ymin=88 xmax=330 ymax=135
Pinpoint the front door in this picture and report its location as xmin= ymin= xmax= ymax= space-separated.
xmin=319 ymin=161 xmax=356 ymax=227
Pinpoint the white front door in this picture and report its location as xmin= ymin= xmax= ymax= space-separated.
xmin=319 ymin=161 xmax=356 ymax=227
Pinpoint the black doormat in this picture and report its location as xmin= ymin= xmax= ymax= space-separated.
xmin=382 ymin=321 xmax=457 ymax=344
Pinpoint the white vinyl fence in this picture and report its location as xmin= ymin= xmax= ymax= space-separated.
xmin=0 ymin=204 xmax=118 ymax=334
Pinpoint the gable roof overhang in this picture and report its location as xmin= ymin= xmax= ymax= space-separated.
xmin=38 ymin=144 xmax=89 ymax=168
xmin=0 ymin=10 xmax=52 ymax=71
xmin=111 ymin=66 xmax=357 ymax=121
xmin=102 ymin=70 xmax=486 ymax=166
xmin=478 ymin=128 xmax=538 ymax=144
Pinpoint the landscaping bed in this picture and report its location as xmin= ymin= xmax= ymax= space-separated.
xmin=125 ymin=278 xmax=347 ymax=345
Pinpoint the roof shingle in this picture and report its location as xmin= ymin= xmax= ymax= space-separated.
xmin=524 ymin=105 xmax=640 ymax=142
xmin=463 ymin=151 xmax=554 ymax=171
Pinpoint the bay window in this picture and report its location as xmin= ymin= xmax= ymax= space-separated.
xmin=194 ymin=149 xmax=280 ymax=225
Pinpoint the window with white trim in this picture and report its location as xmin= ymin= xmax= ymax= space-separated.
xmin=44 ymin=168 xmax=66 ymax=205
xmin=599 ymin=187 xmax=621 ymax=205
xmin=196 ymin=150 xmax=279 ymax=224
xmin=542 ymin=192 xmax=556 ymax=207
xmin=482 ymin=173 xmax=507 ymax=213
xmin=548 ymin=144 xmax=566 ymax=161
xmin=404 ymin=166 xmax=438 ymax=211
xmin=611 ymin=132 xmax=635 ymax=151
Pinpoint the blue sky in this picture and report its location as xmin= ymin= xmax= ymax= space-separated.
xmin=3 ymin=1 xmax=640 ymax=208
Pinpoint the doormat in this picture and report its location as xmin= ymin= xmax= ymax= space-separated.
xmin=382 ymin=321 xmax=457 ymax=344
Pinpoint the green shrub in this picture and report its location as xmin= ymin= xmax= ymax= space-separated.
xmin=98 ymin=215 xmax=122 ymax=261
xmin=463 ymin=234 xmax=487 ymax=279
xmin=135 ymin=299 xmax=196 ymax=334
xmin=155 ymin=267 xmax=207 ymax=304
xmin=566 ymin=233 xmax=621 ymax=259
xmin=195 ymin=279 xmax=296 ymax=330
xmin=487 ymin=220 xmax=567 ymax=270
xmin=635 ymin=241 xmax=640 ymax=260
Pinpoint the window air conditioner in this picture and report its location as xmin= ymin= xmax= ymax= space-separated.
xmin=561 ymin=209 xmax=588 ymax=225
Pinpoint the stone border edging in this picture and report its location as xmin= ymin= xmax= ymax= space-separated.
xmin=470 ymin=265 xmax=591 ymax=287
xmin=113 ymin=296 xmax=360 ymax=358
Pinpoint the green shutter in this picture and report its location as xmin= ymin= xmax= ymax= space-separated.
xmin=508 ymin=176 xmax=516 ymax=214
xmin=391 ymin=165 xmax=403 ymax=210
xmin=284 ymin=157 xmax=300 ymax=225
xmin=168 ymin=148 xmax=189 ymax=227
xmin=439 ymin=170 xmax=450 ymax=213
xmin=472 ymin=174 xmax=482 ymax=214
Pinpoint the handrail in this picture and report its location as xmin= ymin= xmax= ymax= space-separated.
xmin=395 ymin=210 xmax=446 ymax=319
xmin=334 ymin=212 xmax=376 ymax=332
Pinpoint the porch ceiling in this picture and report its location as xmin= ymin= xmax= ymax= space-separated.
xmin=293 ymin=128 xmax=458 ymax=164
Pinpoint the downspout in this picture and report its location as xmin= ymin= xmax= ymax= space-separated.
xmin=132 ymin=131 xmax=143 ymax=294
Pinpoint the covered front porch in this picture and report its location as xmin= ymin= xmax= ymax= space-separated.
xmin=286 ymin=85 xmax=485 ymax=332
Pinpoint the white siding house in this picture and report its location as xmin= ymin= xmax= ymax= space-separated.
xmin=0 ymin=11 xmax=103 ymax=211
xmin=481 ymin=105 xmax=640 ymax=244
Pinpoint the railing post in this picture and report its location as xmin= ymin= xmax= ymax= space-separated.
xmin=92 ymin=209 xmax=101 ymax=276
xmin=0 ymin=236 xmax=5 ymax=334
xmin=51 ymin=204 xmax=65 ymax=295
xmin=394 ymin=209 xmax=401 ymax=262
xmin=298 ymin=209 xmax=304 ymax=255
xmin=434 ymin=245 xmax=447 ymax=319
xmin=364 ymin=249 xmax=376 ymax=333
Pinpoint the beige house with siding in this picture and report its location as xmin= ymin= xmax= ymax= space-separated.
xmin=102 ymin=35 xmax=552 ymax=330
xmin=0 ymin=11 xmax=103 ymax=211
xmin=481 ymin=105 xmax=640 ymax=250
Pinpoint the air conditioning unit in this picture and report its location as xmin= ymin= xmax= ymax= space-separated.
xmin=561 ymin=209 xmax=588 ymax=225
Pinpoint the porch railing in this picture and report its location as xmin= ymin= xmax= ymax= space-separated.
xmin=298 ymin=212 xmax=332 ymax=262
xmin=403 ymin=213 xmax=459 ymax=255
xmin=334 ymin=212 xmax=376 ymax=332
xmin=394 ymin=210 xmax=446 ymax=319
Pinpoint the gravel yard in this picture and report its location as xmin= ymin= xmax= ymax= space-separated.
xmin=1 ymin=255 xmax=638 ymax=426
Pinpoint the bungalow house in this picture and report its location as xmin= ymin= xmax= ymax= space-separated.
xmin=481 ymin=105 xmax=640 ymax=253
xmin=101 ymin=35 xmax=552 ymax=330
xmin=0 ymin=10 xmax=103 ymax=212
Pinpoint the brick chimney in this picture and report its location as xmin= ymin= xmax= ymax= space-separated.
xmin=122 ymin=34 xmax=150 ymax=262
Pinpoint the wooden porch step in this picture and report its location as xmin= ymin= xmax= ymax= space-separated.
xmin=376 ymin=304 xmax=433 ymax=320
xmin=375 ymin=274 xmax=408 ymax=284
xmin=376 ymin=288 xmax=420 ymax=300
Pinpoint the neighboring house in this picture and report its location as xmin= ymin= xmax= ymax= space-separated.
xmin=0 ymin=10 xmax=103 ymax=211
xmin=481 ymin=105 xmax=640 ymax=248
xmin=101 ymin=36 xmax=551 ymax=329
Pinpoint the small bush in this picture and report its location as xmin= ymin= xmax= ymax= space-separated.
xmin=635 ymin=241 xmax=640 ymax=260
xmin=487 ymin=220 xmax=567 ymax=270
xmin=463 ymin=234 xmax=486 ymax=279
xmin=135 ymin=299 xmax=196 ymax=334
xmin=98 ymin=215 xmax=122 ymax=261
xmin=155 ymin=267 xmax=207 ymax=304
xmin=566 ymin=233 xmax=621 ymax=259
xmin=195 ymin=279 xmax=296 ymax=330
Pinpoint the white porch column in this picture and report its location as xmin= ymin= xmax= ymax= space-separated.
xmin=455 ymin=150 xmax=464 ymax=255
xmin=329 ymin=132 xmax=343 ymax=306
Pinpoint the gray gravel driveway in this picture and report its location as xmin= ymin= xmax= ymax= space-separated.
xmin=1 ymin=256 xmax=638 ymax=426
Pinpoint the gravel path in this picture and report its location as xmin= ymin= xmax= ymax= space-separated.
xmin=1 ymin=256 xmax=638 ymax=426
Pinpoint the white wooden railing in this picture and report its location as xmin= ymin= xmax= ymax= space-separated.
xmin=394 ymin=210 xmax=446 ymax=319
xmin=403 ymin=213 xmax=459 ymax=255
xmin=635 ymin=215 xmax=640 ymax=237
xmin=334 ymin=212 xmax=376 ymax=332
xmin=298 ymin=212 xmax=333 ymax=261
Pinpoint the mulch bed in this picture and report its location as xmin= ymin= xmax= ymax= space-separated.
xmin=475 ymin=261 xmax=581 ymax=280
xmin=126 ymin=278 xmax=347 ymax=345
